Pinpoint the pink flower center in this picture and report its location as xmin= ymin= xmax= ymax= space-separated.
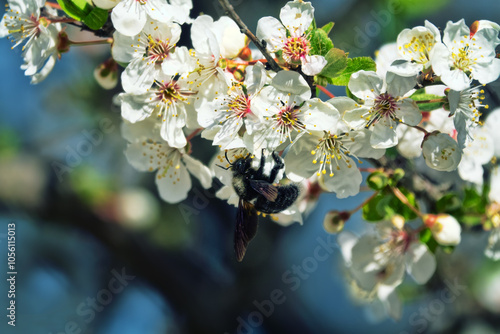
xmin=367 ymin=93 xmax=398 ymax=127
xmin=282 ymin=36 xmax=310 ymax=64
xmin=146 ymin=35 xmax=173 ymax=64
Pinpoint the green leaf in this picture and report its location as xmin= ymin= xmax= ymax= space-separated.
xmin=320 ymin=22 xmax=335 ymax=35
xmin=409 ymin=91 xmax=445 ymax=111
xmin=419 ymin=228 xmax=438 ymax=253
xmin=57 ymin=0 xmax=108 ymax=30
xmin=367 ymin=172 xmax=389 ymax=191
xmin=82 ymin=7 xmax=109 ymax=30
xmin=436 ymin=193 xmax=462 ymax=213
xmin=309 ymin=28 xmax=334 ymax=57
xmin=317 ymin=47 xmax=347 ymax=78
xmin=362 ymin=193 xmax=386 ymax=222
xmin=329 ymin=57 xmax=376 ymax=86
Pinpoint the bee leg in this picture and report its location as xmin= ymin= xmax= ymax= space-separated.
xmin=269 ymin=151 xmax=284 ymax=182
xmin=253 ymin=149 xmax=266 ymax=179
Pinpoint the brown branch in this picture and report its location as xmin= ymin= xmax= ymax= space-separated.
xmin=218 ymin=0 xmax=282 ymax=73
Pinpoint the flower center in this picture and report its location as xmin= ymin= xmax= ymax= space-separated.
xmin=365 ymin=93 xmax=398 ymax=128
xmin=5 ymin=10 xmax=41 ymax=51
xmin=267 ymin=104 xmax=306 ymax=144
xmin=455 ymin=86 xmax=488 ymax=126
xmin=451 ymin=45 xmax=475 ymax=72
xmin=146 ymin=35 xmax=173 ymax=64
xmin=226 ymin=89 xmax=251 ymax=119
xmin=136 ymin=0 xmax=147 ymax=5
xmin=282 ymin=36 xmax=310 ymax=64
xmin=401 ymin=32 xmax=435 ymax=64
xmin=311 ymin=132 xmax=360 ymax=177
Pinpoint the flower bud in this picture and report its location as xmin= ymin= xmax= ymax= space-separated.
xmin=424 ymin=214 xmax=461 ymax=246
xmin=323 ymin=210 xmax=350 ymax=234
xmin=94 ymin=58 xmax=118 ymax=90
xmin=422 ymin=131 xmax=462 ymax=172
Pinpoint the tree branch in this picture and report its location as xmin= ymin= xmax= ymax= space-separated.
xmin=218 ymin=0 xmax=282 ymax=73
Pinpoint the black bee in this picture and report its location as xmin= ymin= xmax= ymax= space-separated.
xmin=222 ymin=150 xmax=300 ymax=261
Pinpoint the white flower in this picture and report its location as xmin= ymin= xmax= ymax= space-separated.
xmin=284 ymin=97 xmax=384 ymax=198
xmin=191 ymin=15 xmax=247 ymax=59
xmin=0 ymin=0 xmax=61 ymax=83
xmin=484 ymin=107 xmax=500 ymax=157
xmin=421 ymin=131 xmax=462 ymax=171
xmin=338 ymin=220 xmax=436 ymax=319
xmin=424 ymin=214 xmax=462 ymax=246
xmin=374 ymin=42 xmax=398 ymax=77
xmin=391 ymin=20 xmax=441 ymax=77
xmin=111 ymin=0 xmax=191 ymax=37
xmin=250 ymin=70 xmax=332 ymax=151
xmin=198 ymin=62 xmax=267 ymax=150
xmin=448 ymin=86 xmax=489 ymax=149
xmin=431 ymin=19 xmax=500 ymax=91
xmin=343 ymin=70 xmax=421 ymax=149
xmin=256 ymin=1 xmax=326 ymax=75
xmin=122 ymin=117 xmax=212 ymax=203
xmin=117 ymin=71 xmax=196 ymax=148
xmin=458 ymin=127 xmax=494 ymax=186
xmin=112 ymin=21 xmax=185 ymax=93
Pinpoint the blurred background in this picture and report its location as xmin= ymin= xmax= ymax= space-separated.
xmin=1 ymin=0 xmax=500 ymax=333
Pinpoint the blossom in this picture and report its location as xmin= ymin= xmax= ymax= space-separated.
xmin=112 ymin=21 xmax=185 ymax=93
xmin=338 ymin=218 xmax=436 ymax=319
xmin=110 ymin=0 xmax=191 ymax=37
xmin=374 ymin=42 xmax=398 ymax=77
xmin=457 ymin=127 xmax=494 ymax=186
xmin=431 ymin=19 xmax=500 ymax=91
xmin=117 ymin=70 xmax=196 ymax=148
xmin=390 ymin=20 xmax=441 ymax=77
xmin=0 ymin=0 xmax=61 ymax=83
xmin=250 ymin=70 xmax=332 ymax=151
xmin=424 ymin=214 xmax=462 ymax=246
xmin=343 ymin=70 xmax=421 ymax=149
xmin=256 ymin=0 xmax=326 ymax=75
xmin=448 ymin=86 xmax=489 ymax=149
xmin=284 ymin=97 xmax=385 ymax=198
xmin=198 ymin=62 xmax=267 ymax=150
xmin=122 ymin=117 xmax=212 ymax=203
xmin=421 ymin=131 xmax=462 ymax=172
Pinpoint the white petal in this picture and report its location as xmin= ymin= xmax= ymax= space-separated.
xmin=302 ymin=98 xmax=340 ymax=132
xmin=395 ymin=99 xmax=421 ymax=126
xmin=405 ymin=242 xmax=436 ymax=284
xmin=386 ymin=71 xmax=417 ymax=97
xmin=256 ymin=16 xmax=286 ymax=52
xmin=320 ymin=160 xmax=362 ymax=198
xmin=471 ymin=58 xmax=500 ymax=86
xmin=119 ymin=92 xmax=153 ymax=123
xmin=370 ymin=122 xmax=398 ymax=149
xmin=279 ymin=0 xmax=314 ymax=37
xmin=271 ymin=70 xmax=311 ymax=100
xmin=121 ymin=59 xmax=158 ymax=93
xmin=343 ymin=107 xmax=370 ymax=130
xmin=182 ymin=154 xmax=213 ymax=189
xmin=156 ymin=164 xmax=191 ymax=203
xmin=111 ymin=0 xmax=146 ymax=37
xmin=301 ymin=55 xmax=327 ymax=76
xmin=348 ymin=70 xmax=383 ymax=100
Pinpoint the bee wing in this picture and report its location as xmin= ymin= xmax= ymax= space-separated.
xmin=249 ymin=179 xmax=279 ymax=202
xmin=234 ymin=199 xmax=259 ymax=262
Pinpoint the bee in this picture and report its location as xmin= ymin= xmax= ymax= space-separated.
xmin=221 ymin=150 xmax=300 ymax=261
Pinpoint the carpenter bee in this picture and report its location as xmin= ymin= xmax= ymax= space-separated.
xmin=221 ymin=150 xmax=300 ymax=261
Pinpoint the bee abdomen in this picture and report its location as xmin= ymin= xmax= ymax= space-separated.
xmin=254 ymin=184 xmax=300 ymax=214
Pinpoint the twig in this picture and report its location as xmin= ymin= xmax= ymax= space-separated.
xmin=218 ymin=0 xmax=282 ymax=73
xmin=317 ymin=85 xmax=335 ymax=99
xmin=390 ymin=186 xmax=423 ymax=218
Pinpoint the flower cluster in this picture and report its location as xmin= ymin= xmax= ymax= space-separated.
xmin=3 ymin=0 xmax=500 ymax=323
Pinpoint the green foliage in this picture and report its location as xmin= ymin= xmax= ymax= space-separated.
xmin=57 ymin=0 xmax=109 ymax=30
xmin=317 ymin=48 xmax=348 ymax=79
xmin=328 ymin=57 xmax=377 ymax=86
xmin=410 ymin=89 xmax=446 ymax=111
xmin=367 ymin=172 xmax=389 ymax=191
xmin=419 ymin=228 xmax=438 ymax=253
xmin=309 ymin=28 xmax=334 ymax=57
xmin=320 ymin=22 xmax=335 ymax=35
xmin=363 ymin=187 xmax=418 ymax=222
xmin=436 ymin=187 xmax=488 ymax=227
